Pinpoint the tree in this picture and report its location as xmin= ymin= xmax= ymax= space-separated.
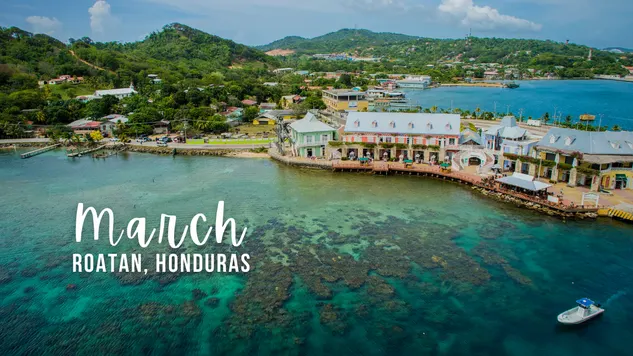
xmin=430 ymin=105 xmax=438 ymax=113
xmin=243 ymin=106 xmax=259 ymax=123
xmin=338 ymin=74 xmax=353 ymax=87
xmin=612 ymin=125 xmax=622 ymax=132
xmin=90 ymin=130 xmax=104 ymax=142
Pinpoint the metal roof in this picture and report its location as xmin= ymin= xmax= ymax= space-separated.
xmin=496 ymin=173 xmax=552 ymax=191
xmin=289 ymin=112 xmax=336 ymax=133
xmin=536 ymin=128 xmax=633 ymax=155
xmin=344 ymin=112 xmax=460 ymax=136
xmin=484 ymin=116 xmax=528 ymax=139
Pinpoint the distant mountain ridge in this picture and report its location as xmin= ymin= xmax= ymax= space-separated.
xmin=604 ymin=47 xmax=633 ymax=53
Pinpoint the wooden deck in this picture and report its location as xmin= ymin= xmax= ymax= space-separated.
xmin=332 ymin=161 xmax=599 ymax=215
xmin=67 ymin=145 xmax=106 ymax=158
xmin=20 ymin=144 xmax=60 ymax=159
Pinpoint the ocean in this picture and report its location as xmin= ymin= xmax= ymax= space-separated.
xmin=403 ymin=80 xmax=633 ymax=130
xmin=0 ymin=150 xmax=632 ymax=355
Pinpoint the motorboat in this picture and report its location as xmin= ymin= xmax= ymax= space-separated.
xmin=557 ymin=298 xmax=604 ymax=325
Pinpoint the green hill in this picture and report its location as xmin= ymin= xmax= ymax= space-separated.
xmin=258 ymin=28 xmax=419 ymax=53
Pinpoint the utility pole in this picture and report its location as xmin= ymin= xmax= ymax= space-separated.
xmin=518 ymin=108 xmax=524 ymax=122
xmin=506 ymin=105 xmax=511 ymax=116
xmin=598 ymin=114 xmax=603 ymax=131
xmin=493 ymin=101 xmax=498 ymax=118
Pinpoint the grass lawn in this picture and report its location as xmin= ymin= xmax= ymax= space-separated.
xmin=233 ymin=124 xmax=277 ymax=136
xmin=186 ymin=138 xmax=275 ymax=145
xmin=49 ymin=84 xmax=94 ymax=100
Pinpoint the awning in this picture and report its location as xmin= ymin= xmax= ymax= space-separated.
xmin=583 ymin=155 xmax=633 ymax=164
xmin=496 ymin=172 xmax=552 ymax=192
xmin=440 ymin=162 xmax=451 ymax=168
xmin=616 ymin=174 xmax=627 ymax=180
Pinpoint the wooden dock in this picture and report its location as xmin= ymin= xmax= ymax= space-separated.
xmin=67 ymin=145 xmax=106 ymax=158
xmin=20 ymin=144 xmax=60 ymax=159
xmin=331 ymin=161 xmax=600 ymax=215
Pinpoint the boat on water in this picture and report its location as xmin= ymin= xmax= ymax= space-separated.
xmin=557 ymin=298 xmax=604 ymax=325
xmin=580 ymin=114 xmax=596 ymax=121
xmin=505 ymin=82 xmax=520 ymax=89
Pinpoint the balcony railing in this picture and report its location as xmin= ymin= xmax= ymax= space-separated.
xmin=295 ymin=140 xmax=330 ymax=148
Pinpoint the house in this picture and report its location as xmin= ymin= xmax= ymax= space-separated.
xmin=94 ymin=84 xmax=138 ymax=100
xmin=241 ymin=99 xmax=258 ymax=106
xmin=289 ymin=112 xmax=337 ymax=158
xmin=322 ymin=89 xmax=369 ymax=112
xmin=459 ymin=128 xmax=483 ymax=147
xmin=263 ymin=82 xmax=279 ymax=87
xmin=259 ymin=102 xmax=277 ymax=111
xmin=280 ymin=95 xmax=304 ymax=109
xmin=253 ymin=110 xmax=295 ymax=125
xmin=272 ymin=68 xmax=294 ymax=74
xmin=225 ymin=108 xmax=243 ymax=123
xmin=153 ymin=120 xmax=170 ymax=134
xmin=335 ymin=112 xmax=460 ymax=161
xmin=483 ymin=71 xmax=499 ymax=80
xmin=294 ymin=70 xmax=310 ymax=76
xmin=67 ymin=119 xmax=101 ymax=134
xmin=531 ymin=128 xmax=633 ymax=190
xmin=99 ymin=114 xmax=129 ymax=135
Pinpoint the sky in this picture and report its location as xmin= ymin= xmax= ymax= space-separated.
xmin=1 ymin=0 xmax=632 ymax=48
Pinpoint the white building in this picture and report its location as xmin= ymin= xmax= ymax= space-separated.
xmin=94 ymin=84 xmax=138 ymax=99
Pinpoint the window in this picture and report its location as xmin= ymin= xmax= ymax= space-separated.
xmin=609 ymin=141 xmax=621 ymax=149
xmin=545 ymin=153 xmax=556 ymax=161
xmin=549 ymin=135 xmax=558 ymax=144
xmin=385 ymin=136 xmax=392 ymax=143
xmin=408 ymin=122 xmax=414 ymax=129
xmin=626 ymin=141 xmax=633 ymax=149
xmin=445 ymin=123 xmax=452 ymax=130
xmin=427 ymin=123 xmax=433 ymax=130
xmin=372 ymin=120 xmax=378 ymax=128
xmin=564 ymin=156 xmax=574 ymax=165
xmin=305 ymin=136 xmax=313 ymax=143
xmin=564 ymin=136 xmax=574 ymax=146
xmin=389 ymin=121 xmax=395 ymax=128
xmin=354 ymin=120 xmax=360 ymax=128
xmin=448 ymin=138 xmax=456 ymax=146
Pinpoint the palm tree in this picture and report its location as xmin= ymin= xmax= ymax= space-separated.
xmin=430 ymin=105 xmax=438 ymax=113
xmin=475 ymin=106 xmax=481 ymax=119
xmin=612 ymin=125 xmax=621 ymax=132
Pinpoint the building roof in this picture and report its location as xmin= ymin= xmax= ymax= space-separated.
xmin=323 ymin=89 xmax=366 ymax=96
xmin=241 ymin=99 xmax=257 ymax=106
xmin=68 ymin=119 xmax=95 ymax=128
xmin=289 ymin=112 xmax=335 ymax=133
xmin=95 ymin=88 xmax=137 ymax=97
xmin=536 ymin=128 xmax=633 ymax=156
xmin=257 ymin=110 xmax=294 ymax=119
xmin=344 ymin=112 xmax=460 ymax=136
xmin=485 ymin=116 xmax=528 ymax=139
xmin=459 ymin=128 xmax=482 ymax=145
xmin=496 ymin=173 xmax=552 ymax=191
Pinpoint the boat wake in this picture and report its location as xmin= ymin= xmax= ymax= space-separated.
xmin=605 ymin=290 xmax=627 ymax=306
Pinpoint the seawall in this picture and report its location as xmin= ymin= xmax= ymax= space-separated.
xmin=123 ymin=145 xmax=252 ymax=156
xmin=268 ymin=147 xmax=332 ymax=170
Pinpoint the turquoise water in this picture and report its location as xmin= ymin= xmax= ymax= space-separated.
xmin=404 ymin=80 xmax=633 ymax=130
xmin=1 ymin=149 xmax=633 ymax=355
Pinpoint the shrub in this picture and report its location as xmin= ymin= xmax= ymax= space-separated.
xmin=328 ymin=141 xmax=343 ymax=147
xmin=380 ymin=143 xmax=394 ymax=149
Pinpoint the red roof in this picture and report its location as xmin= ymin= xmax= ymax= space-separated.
xmin=241 ymin=99 xmax=257 ymax=105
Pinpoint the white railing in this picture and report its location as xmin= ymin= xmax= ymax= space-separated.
xmin=296 ymin=140 xmax=330 ymax=148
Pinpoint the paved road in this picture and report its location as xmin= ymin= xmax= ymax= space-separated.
xmin=0 ymin=138 xmax=50 ymax=144
xmin=127 ymin=141 xmax=274 ymax=150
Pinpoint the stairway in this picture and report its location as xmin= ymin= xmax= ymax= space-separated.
xmin=451 ymin=148 xmax=496 ymax=174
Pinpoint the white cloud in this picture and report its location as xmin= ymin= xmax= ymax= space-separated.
xmin=89 ymin=1 xmax=113 ymax=33
xmin=25 ymin=16 xmax=62 ymax=35
xmin=438 ymin=0 xmax=542 ymax=31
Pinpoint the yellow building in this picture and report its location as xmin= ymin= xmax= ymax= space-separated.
xmin=253 ymin=110 xmax=296 ymax=125
xmin=322 ymin=89 xmax=369 ymax=112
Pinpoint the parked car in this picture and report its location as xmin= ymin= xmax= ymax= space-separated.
xmin=157 ymin=141 xmax=168 ymax=147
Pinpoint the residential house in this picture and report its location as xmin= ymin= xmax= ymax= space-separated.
xmin=289 ymin=112 xmax=337 ymax=158
xmin=483 ymin=71 xmax=500 ymax=80
xmin=280 ymin=95 xmax=304 ymax=109
xmin=99 ymin=114 xmax=129 ymax=135
xmin=322 ymin=89 xmax=369 ymax=112
xmin=67 ymin=119 xmax=101 ymax=135
xmin=272 ymin=68 xmax=294 ymax=74
xmin=335 ymin=112 xmax=460 ymax=161
xmin=263 ymin=82 xmax=279 ymax=87
xmin=94 ymin=84 xmax=138 ymax=99
xmin=259 ymin=102 xmax=277 ymax=111
xmin=241 ymin=99 xmax=258 ymax=106
xmin=253 ymin=110 xmax=295 ymax=125
xmin=153 ymin=120 xmax=170 ymax=134
xmin=531 ymin=128 xmax=633 ymax=190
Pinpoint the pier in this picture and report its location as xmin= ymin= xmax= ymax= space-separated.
xmin=332 ymin=161 xmax=599 ymax=217
xmin=67 ymin=145 xmax=106 ymax=158
xmin=20 ymin=144 xmax=60 ymax=159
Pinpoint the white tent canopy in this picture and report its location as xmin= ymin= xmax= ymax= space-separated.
xmin=496 ymin=173 xmax=552 ymax=192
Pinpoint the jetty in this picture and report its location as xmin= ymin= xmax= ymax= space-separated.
xmin=67 ymin=145 xmax=106 ymax=158
xmin=440 ymin=83 xmax=505 ymax=88
xmin=20 ymin=144 xmax=60 ymax=159
xmin=332 ymin=161 xmax=599 ymax=217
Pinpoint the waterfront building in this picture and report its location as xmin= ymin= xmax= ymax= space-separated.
xmin=395 ymin=75 xmax=431 ymax=89
xmin=322 ymin=89 xmax=369 ymax=112
xmin=333 ymin=112 xmax=460 ymax=162
xmin=289 ymin=112 xmax=337 ymax=158
xmin=67 ymin=119 xmax=101 ymax=134
xmin=99 ymin=114 xmax=128 ymax=135
xmin=483 ymin=116 xmax=540 ymax=170
xmin=530 ymin=128 xmax=633 ymax=190
xmin=153 ymin=120 xmax=170 ymax=134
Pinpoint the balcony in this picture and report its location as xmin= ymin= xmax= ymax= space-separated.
xmin=295 ymin=140 xmax=330 ymax=148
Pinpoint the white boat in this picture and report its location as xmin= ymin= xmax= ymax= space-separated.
xmin=557 ymin=298 xmax=604 ymax=325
